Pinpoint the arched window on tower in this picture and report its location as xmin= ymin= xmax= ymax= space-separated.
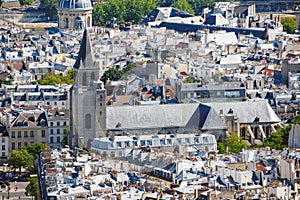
xmin=87 ymin=16 xmax=91 ymax=27
xmin=82 ymin=72 xmax=87 ymax=86
xmin=85 ymin=114 xmax=91 ymax=129
xmin=91 ymin=72 xmax=95 ymax=81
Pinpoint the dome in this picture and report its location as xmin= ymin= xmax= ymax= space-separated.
xmin=58 ymin=0 xmax=92 ymax=10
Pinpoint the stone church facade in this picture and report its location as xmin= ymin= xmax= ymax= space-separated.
xmin=57 ymin=0 xmax=93 ymax=30
xmin=71 ymin=29 xmax=106 ymax=149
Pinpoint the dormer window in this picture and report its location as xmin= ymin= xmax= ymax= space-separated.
xmin=40 ymin=119 xmax=46 ymax=127
xmin=23 ymin=121 xmax=28 ymax=126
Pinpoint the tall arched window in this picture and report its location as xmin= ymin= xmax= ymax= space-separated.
xmin=87 ymin=16 xmax=91 ymax=27
xmin=91 ymin=72 xmax=95 ymax=81
xmin=82 ymin=72 xmax=87 ymax=86
xmin=85 ymin=114 xmax=91 ymax=129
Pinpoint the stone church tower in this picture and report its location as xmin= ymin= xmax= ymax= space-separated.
xmin=57 ymin=0 xmax=93 ymax=30
xmin=71 ymin=29 xmax=106 ymax=149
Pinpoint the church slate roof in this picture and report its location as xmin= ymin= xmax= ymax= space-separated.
xmin=106 ymin=103 xmax=226 ymax=131
xmin=73 ymin=29 xmax=94 ymax=69
xmin=207 ymin=100 xmax=281 ymax=124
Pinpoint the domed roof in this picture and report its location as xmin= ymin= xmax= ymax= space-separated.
xmin=58 ymin=0 xmax=92 ymax=10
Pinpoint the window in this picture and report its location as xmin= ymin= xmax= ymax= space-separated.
xmin=50 ymin=129 xmax=53 ymax=134
xmin=133 ymin=141 xmax=137 ymax=146
xmin=63 ymin=121 xmax=67 ymax=126
xmin=85 ymin=114 xmax=91 ymax=129
xmin=147 ymin=140 xmax=152 ymax=146
xmin=50 ymin=137 xmax=53 ymax=144
xmin=185 ymin=138 xmax=190 ymax=144
xmin=42 ymin=130 xmax=46 ymax=137
xmin=17 ymin=131 xmax=21 ymax=138
xmin=2 ymin=138 xmax=5 ymax=143
xmin=91 ymin=72 xmax=95 ymax=80
xmin=125 ymin=141 xmax=130 ymax=147
xmin=30 ymin=131 xmax=34 ymax=137
xmin=62 ymin=102 xmax=65 ymax=106
xmin=82 ymin=72 xmax=87 ymax=86
xmin=11 ymin=131 xmax=15 ymax=138
xmin=57 ymin=137 xmax=60 ymax=143
xmin=50 ymin=122 xmax=53 ymax=126
xmin=24 ymin=142 xmax=28 ymax=147
xmin=116 ymin=142 xmax=122 ymax=147
xmin=57 ymin=129 xmax=60 ymax=134
xmin=24 ymin=131 xmax=28 ymax=138
xmin=18 ymin=142 xmax=21 ymax=148
xmin=57 ymin=122 xmax=60 ymax=126
xmin=11 ymin=142 xmax=15 ymax=150
xmin=2 ymin=145 xmax=5 ymax=150
xmin=2 ymin=152 xmax=5 ymax=157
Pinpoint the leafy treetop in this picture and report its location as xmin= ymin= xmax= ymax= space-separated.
xmin=34 ymin=68 xmax=74 ymax=85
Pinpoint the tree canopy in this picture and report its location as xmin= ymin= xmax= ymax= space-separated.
xmin=93 ymin=0 xmax=157 ymax=26
xmin=224 ymin=134 xmax=249 ymax=154
xmin=19 ymin=0 xmax=32 ymax=6
xmin=24 ymin=143 xmax=50 ymax=158
xmin=26 ymin=177 xmax=38 ymax=198
xmin=100 ymin=64 xmax=135 ymax=85
xmin=171 ymin=0 xmax=194 ymax=15
xmin=40 ymin=0 xmax=58 ymax=20
xmin=8 ymin=149 xmax=34 ymax=173
xmin=258 ymin=115 xmax=300 ymax=150
xmin=61 ymin=125 xmax=70 ymax=146
xmin=281 ymin=16 xmax=296 ymax=34
xmin=35 ymin=68 xmax=74 ymax=85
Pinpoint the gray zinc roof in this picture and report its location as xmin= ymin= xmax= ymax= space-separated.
xmin=106 ymin=103 xmax=226 ymax=131
xmin=207 ymin=100 xmax=281 ymax=124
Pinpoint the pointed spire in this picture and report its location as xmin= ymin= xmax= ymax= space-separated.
xmin=73 ymin=29 xmax=94 ymax=69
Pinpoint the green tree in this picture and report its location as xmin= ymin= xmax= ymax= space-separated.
xmin=37 ymin=69 xmax=74 ymax=85
xmin=40 ymin=0 xmax=58 ymax=20
xmin=260 ymin=114 xmax=300 ymax=149
xmin=171 ymin=0 xmax=194 ymax=15
xmin=100 ymin=64 xmax=135 ymax=85
xmin=281 ymin=16 xmax=296 ymax=34
xmin=100 ymin=68 xmax=123 ymax=85
xmin=61 ymin=125 xmax=70 ymax=146
xmin=262 ymin=125 xmax=291 ymax=149
xmin=217 ymin=142 xmax=226 ymax=154
xmin=224 ymin=134 xmax=249 ymax=154
xmin=21 ymin=142 xmax=50 ymax=159
xmin=25 ymin=177 xmax=38 ymax=198
xmin=8 ymin=149 xmax=34 ymax=173
xmin=26 ymin=143 xmax=50 ymax=158
xmin=19 ymin=0 xmax=32 ymax=6
xmin=93 ymin=0 xmax=156 ymax=26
